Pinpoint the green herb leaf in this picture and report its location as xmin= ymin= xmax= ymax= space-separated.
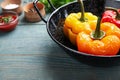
xmin=39 ymin=0 xmax=74 ymax=13
xmin=2 ymin=16 xmax=12 ymax=23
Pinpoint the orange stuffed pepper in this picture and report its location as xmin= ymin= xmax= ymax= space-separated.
xmin=77 ymin=17 xmax=120 ymax=56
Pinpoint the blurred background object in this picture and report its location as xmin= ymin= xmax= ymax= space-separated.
xmin=0 ymin=11 xmax=19 ymax=32
xmin=0 ymin=0 xmax=22 ymax=15
xmin=23 ymin=2 xmax=46 ymax=22
xmin=39 ymin=0 xmax=75 ymax=13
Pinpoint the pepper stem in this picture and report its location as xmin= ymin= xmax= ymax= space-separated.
xmin=105 ymin=7 xmax=120 ymax=20
xmin=78 ymin=0 xmax=87 ymax=22
xmin=90 ymin=17 xmax=105 ymax=40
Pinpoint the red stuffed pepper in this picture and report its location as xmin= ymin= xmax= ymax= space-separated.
xmin=101 ymin=7 xmax=120 ymax=28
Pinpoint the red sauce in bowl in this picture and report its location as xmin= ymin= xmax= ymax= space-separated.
xmin=0 ymin=11 xmax=18 ymax=32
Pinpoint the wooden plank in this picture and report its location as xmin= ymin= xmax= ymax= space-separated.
xmin=0 ymin=25 xmax=60 ymax=54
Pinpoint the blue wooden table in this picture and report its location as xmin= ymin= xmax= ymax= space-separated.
xmin=0 ymin=0 xmax=120 ymax=80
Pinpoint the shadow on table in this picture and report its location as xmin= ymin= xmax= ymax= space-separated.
xmin=44 ymin=42 xmax=120 ymax=80
xmin=0 ymin=30 xmax=15 ymax=37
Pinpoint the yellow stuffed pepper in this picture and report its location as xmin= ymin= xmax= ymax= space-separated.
xmin=63 ymin=0 xmax=98 ymax=45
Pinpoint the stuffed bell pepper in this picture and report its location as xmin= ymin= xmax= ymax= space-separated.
xmin=63 ymin=0 xmax=98 ymax=45
xmin=63 ymin=0 xmax=120 ymax=56
xmin=102 ymin=7 xmax=120 ymax=28
xmin=77 ymin=17 xmax=120 ymax=56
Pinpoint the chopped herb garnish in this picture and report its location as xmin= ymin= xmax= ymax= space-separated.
xmin=0 ymin=16 xmax=12 ymax=23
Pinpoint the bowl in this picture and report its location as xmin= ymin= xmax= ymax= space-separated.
xmin=0 ymin=11 xmax=19 ymax=32
xmin=34 ymin=0 xmax=120 ymax=67
xmin=0 ymin=0 xmax=22 ymax=15
xmin=23 ymin=2 xmax=46 ymax=22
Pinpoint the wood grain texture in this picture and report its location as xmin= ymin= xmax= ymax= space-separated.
xmin=0 ymin=0 xmax=120 ymax=80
